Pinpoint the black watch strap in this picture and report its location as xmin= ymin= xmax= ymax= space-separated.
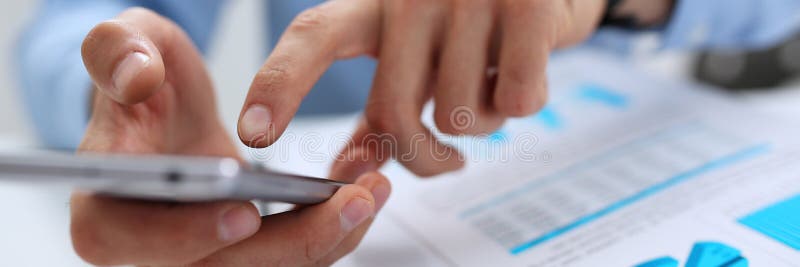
xmin=600 ymin=0 xmax=637 ymax=28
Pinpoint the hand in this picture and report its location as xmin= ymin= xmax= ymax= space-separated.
xmin=236 ymin=0 xmax=606 ymax=177
xmin=74 ymin=8 xmax=391 ymax=266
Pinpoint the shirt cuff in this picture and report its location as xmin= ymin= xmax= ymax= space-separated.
xmin=661 ymin=0 xmax=800 ymax=50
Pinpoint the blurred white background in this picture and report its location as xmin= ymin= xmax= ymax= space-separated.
xmin=0 ymin=1 xmax=35 ymax=144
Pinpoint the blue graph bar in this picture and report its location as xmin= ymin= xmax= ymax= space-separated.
xmin=488 ymin=130 xmax=508 ymax=143
xmin=739 ymin=194 xmax=800 ymax=250
xmin=534 ymin=106 xmax=563 ymax=130
xmin=578 ymin=84 xmax=629 ymax=108
xmin=635 ymin=256 xmax=679 ymax=267
xmin=635 ymin=242 xmax=748 ymax=267
xmin=509 ymin=144 xmax=771 ymax=255
xmin=685 ymin=242 xmax=746 ymax=267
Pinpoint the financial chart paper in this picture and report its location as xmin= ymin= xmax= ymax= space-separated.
xmin=265 ymin=51 xmax=800 ymax=267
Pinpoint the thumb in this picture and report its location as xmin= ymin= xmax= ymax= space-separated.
xmin=70 ymin=194 xmax=261 ymax=266
xmin=81 ymin=7 xmax=202 ymax=105
xmin=200 ymin=172 xmax=389 ymax=266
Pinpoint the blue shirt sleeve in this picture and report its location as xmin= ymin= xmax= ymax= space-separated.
xmin=15 ymin=0 xmax=224 ymax=150
xmin=662 ymin=0 xmax=800 ymax=49
xmin=589 ymin=0 xmax=800 ymax=51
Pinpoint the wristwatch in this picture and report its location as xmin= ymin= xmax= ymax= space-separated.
xmin=600 ymin=0 xmax=636 ymax=28
xmin=601 ymin=0 xmax=676 ymax=29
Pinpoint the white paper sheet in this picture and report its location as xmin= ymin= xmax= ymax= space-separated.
xmin=261 ymin=50 xmax=800 ymax=267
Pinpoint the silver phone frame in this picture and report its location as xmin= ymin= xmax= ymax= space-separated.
xmin=0 ymin=153 xmax=344 ymax=204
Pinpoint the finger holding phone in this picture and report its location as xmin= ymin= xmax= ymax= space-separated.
xmin=75 ymin=8 xmax=390 ymax=266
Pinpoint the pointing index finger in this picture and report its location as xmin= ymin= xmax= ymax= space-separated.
xmin=237 ymin=0 xmax=381 ymax=148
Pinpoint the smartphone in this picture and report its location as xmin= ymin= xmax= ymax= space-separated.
xmin=0 ymin=153 xmax=344 ymax=204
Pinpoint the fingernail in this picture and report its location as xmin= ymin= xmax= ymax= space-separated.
xmin=371 ymin=184 xmax=391 ymax=211
xmin=219 ymin=205 xmax=260 ymax=242
xmin=340 ymin=198 xmax=373 ymax=232
xmin=240 ymin=104 xmax=272 ymax=143
xmin=112 ymin=52 xmax=150 ymax=92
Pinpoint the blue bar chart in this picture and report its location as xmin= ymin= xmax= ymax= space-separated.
xmin=457 ymin=121 xmax=770 ymax=255
xmin=739 ymin=194 xmax=800 ymax=250
xmin=636 ymin=242 xmax=748 ymax=267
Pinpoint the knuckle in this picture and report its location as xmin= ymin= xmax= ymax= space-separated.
xmin=253 ymin=60 xmax=292 ymax=94
xmin=503 ymin=65 xmax=531 ymax=89
xmin=501 ymin=97 xmax=536 ymax=117
xmin=286 ymin=7 xmax=339 ymax=55
xmin=289 ymin=7 xmax=330 ymax=35
xmin=302 ymin=235 xmax=330 ymax=264
xmin=433 ymin=106 xmax=459 ymax=134
xmin=365 ymin=104 xmax=400 ymax=135
xmin=498 ymin=83 xmax=548 ymax=117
